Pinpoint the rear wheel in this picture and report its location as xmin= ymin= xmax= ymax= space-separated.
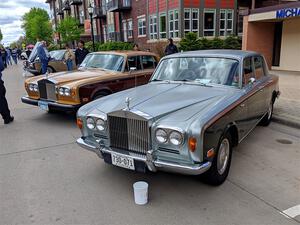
xmin=203 ymin=132 xmax=233 ymax=186
xmin=259 ymin=101 xmax=273 ymax=126
xmin=47 ymin=66 xmax=54 ymax=73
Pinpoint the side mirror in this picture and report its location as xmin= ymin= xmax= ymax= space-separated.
xmin=248 ymin=77 xmax=256 ymax=85
xmin=130 ymin=67 xmax=137 ymax=72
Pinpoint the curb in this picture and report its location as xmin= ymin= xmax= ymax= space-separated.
xmin=272 ymin=115 xmax=300 ymax=129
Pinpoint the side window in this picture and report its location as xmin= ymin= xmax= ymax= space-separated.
xmin=254 ymin=56 xmax=265 ymax=80
xmin=243 ymin=57 xmax=254 ymax=86
xmin=141 ymin=55 xmax=156 ymax=69
xmin=127 ymin=56 xmax=142 ymax=71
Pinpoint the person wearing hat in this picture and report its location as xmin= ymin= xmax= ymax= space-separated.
xmin=0 ymin=56 xmax=14 ymax=124
xmin=164 ymin=38 xmax=178 ymax=55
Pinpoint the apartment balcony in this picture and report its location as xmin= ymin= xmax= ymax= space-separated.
xmin=69 ymin=0 xmax=82 ymax=5
xmin=62 ymin=0 xmax=71 ymax=10
xmin=107 ymin=0 xmax=131 ymax=12
xmin=106 ymin=32 xmax=121 ymax=42
xmin=93 ymin=6 xmax=107 ymax=19
xmin=56 ymin=7 xmax=64 ymax=15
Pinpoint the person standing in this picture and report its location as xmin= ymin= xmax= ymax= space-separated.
xmin=75 ymin=40 xmax=89 ymax=66
xmin=37 ymin=41 xmax=50 ymax=74
xmin=1 ymin=47 xmax=7 ymax=68
xmin=64 ymin=44 xmax=75 ymax=71
xmin=164 ymin=38 xmax=178 ymax=55
xmin=11 ymin=48 xmax=18 ymax=65
xmin=0 ymin=56 xmax=14 ymax=124
xmin=6 ymin=48 xmax=12 ymax=66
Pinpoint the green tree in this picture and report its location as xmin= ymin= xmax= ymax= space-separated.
xmin=21 ymin=8 xmax=53 ymax=43
xmin=57 ymin=16 xmax=83 ymax=45
xmin=0 ymin=28 xmax=3 ymax=42
xmin=179 ymin=32 xmax=202 ymax=51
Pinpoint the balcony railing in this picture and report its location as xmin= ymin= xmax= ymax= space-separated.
xmin=69 ymin=0 xmax=82 ymax=5
xmin=62 ymin=0 xmax=71 ymax=10
xmin=93 ymin=6 xmax=107 ymax=19
xmin=107 ymin=0 xmax=131 ymax=12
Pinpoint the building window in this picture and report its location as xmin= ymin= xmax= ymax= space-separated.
xmin=169 ymin=10 xmax=179 ymax=38
xmin=184 ymin=8 xmax=199 ymax=35
xmin=220 ymin=9 xmax=233 ymax=36
xmin=127 ymin=19 xmax=133 ymax=38
xmin=149 ymin=15 xmax=157 ymax=39
xmin=204 ymin=9 xmax=216 ymax=36
xmin=138 ymin=17 xmax=146 ymax=36
xmin=160 ymin=13 xmax=167 ymax=38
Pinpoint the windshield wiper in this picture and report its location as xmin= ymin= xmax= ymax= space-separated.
xmin=174 ymin=79 xmax=213 ymax=87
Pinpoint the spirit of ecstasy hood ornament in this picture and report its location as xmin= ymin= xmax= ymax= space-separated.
xmin=125 ymin=97 xmax=131 ymax=110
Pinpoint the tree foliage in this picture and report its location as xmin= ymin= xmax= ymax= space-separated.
xmin=0 ymin=28 xmax=3 ymax=42
xmin=21 ymin=8 xmax=53 ymax=43
xmin=57 ymin=16 xmax=83 ymax=44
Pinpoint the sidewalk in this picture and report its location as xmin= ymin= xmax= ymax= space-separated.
xmin=271 ymin=70 xmax=300 ymax=129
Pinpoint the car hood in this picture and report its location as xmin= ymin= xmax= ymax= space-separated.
xmin=80 ymin=82 xmax=239 ymax=122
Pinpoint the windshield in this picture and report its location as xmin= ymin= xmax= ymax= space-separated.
xmin=80 ymin=54 xmax=124 ymax=72
xmin=151 ymin=57 xmax=240 ymax=87
xmin=50 ymin=50 xmax=66 ymax=60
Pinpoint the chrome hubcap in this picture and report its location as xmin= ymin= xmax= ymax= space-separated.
xmin=217 ymin=138 xmax=230 ymax=175
xmin=267 ymin=103 xmax=273 ymax=120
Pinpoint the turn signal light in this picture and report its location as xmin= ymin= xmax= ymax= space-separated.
xmin=77 ymin=118 xmax=83 ymax=129
xmin=188 ymin=137 xmax=197 ymax=152
xmin=207 ymin=148 xmax=215 ymax=158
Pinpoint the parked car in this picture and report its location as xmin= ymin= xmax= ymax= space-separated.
xmin=76 ymin=50 xmax=280 ymax=185
xmin=23 ymin=49 xmax=76 ymax=75
xmin=21 ymin=51 xmax=159 ymax=113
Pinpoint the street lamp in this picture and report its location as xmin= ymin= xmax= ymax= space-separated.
xmin=88 ymin=4 xmax=95 ymax=52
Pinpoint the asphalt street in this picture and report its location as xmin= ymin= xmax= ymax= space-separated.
xmin=0 ymin=63 xmax=300 ymax=225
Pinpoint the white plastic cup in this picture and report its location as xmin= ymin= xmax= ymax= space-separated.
xmin=133 ymin=181 xmax=149 ymax=205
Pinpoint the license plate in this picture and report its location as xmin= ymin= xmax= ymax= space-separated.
xmin=111 ymin=153 xmax=135 ymax=170
xmin=38 ymin=101 xmax=49 ymax=111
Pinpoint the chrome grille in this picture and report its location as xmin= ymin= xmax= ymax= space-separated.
xmin=108 ymin=115 xmax=149 ymax=155
xmin=38 ymin=80 xmax=56 ymax=101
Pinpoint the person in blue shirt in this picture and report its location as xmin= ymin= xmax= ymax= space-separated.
xmin=37 ymin=41 xmax=50 ymax=74
xmin=0 ymin=56 xmax=14 ymax=124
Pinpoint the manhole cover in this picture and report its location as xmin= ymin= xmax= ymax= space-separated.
xmin=276 ymin=139 xmax=293 ymax=144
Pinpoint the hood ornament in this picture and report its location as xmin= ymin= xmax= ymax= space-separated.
xmin=125 ymin=97 xmax=131 ymax=110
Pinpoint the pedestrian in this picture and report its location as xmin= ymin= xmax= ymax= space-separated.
xmin=11 ymin=48 xmax=18 ymax=65
xmin=37 ymin=41 xmax=50 ymax=74
xmin=164 ymin=38 xmax=178 ymax=55
xmin=75 ymin=40 xmax=89 ymax=66
xmin=133 ymin=44 xmax=140 ymax=51
xmin=6 ymin=48 xmax=12 ymax=65
xmin=17 ymin=48 xmax=21 ymax=59
xmin=0 ymin=56 xmax=14 ymax=124
xmin=1 ymin=47 xmax=7 ymax=68
xmin=64 ymin=44 xmax=75 ymax=71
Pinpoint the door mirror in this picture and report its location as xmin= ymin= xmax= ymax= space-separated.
xmin=248 ymin=77 xmax=256 ymax=85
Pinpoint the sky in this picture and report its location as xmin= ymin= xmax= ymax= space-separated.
xmin=0 ymin=0 xmax=50 ymax=46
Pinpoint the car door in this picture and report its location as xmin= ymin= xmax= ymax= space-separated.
xmin=125 ymin=55 xmax=145 ymax=88
xmin=140 ymin=55 xmax=157 ymax=83
xmin=241 ymin=56 xmax=265 ymax=136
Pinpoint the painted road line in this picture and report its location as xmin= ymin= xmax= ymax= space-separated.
xmin=282 ymin=204 xmax=300 ymax=218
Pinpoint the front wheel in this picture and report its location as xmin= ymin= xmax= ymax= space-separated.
xmin=259 ymin=101 xmax=273 ymax=126
xmin=203 ymin=132 xmax=233 ymax=186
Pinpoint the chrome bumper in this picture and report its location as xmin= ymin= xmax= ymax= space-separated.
xmin=76 ymin=137 xmax=211 ymax=176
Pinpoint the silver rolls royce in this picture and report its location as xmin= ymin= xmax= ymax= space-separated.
xmin=76 ymin=50 xmax=280 ymax=185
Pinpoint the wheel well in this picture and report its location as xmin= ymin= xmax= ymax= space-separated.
xmin=47 ymin=66 xmax=55 ymax=72
xmin=227 ymin=125 xmax=238 ymax=147
xmin=92 ymin=89 xmax=112 ymax=100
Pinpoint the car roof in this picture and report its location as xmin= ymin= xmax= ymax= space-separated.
xmin=93 ymin=50 xmax=158 ymax=57
xmin=164 ymin=50 xmax=261 ymax=60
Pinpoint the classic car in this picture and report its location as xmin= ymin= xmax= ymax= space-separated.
xmin=76 ymin=50 xmax=280 ymax=185
xmin=21 ymin=51 xmax=159 ymax=113
xmin=23 ymin=49 xmax=76 ymax=75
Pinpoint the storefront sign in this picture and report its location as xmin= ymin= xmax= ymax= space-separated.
xmin=276 ymin=8 xmax=300 ymax=19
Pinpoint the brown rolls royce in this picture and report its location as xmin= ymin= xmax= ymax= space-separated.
xmin=21 ymin=51 xmax=159 ymax=112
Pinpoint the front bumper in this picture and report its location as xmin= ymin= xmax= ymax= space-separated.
xmin=76 ymin=137 xmax=211 ymax=175
xmin=21 ymin=96 xmax=82 ymax=112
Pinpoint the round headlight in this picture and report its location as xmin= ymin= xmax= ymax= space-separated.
xmin=86 ymin=117 xmax=95 ymax=130
xmin=59 ymin=87 xmax=65 ymax=96
xmin=96 ymin=118 xmax=105 ymax=131
xmin=33 ymin=85 xmax=38 ymax=92
xmin=169 ymin=131 xmax=184 ymax=146
xmin=155 ymin=129 xmax=168 ymax=143
xmin=64 ymin=88 xmax=71 ymax=96
xmin=29 ymin=84 xmax=34 ymax=91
